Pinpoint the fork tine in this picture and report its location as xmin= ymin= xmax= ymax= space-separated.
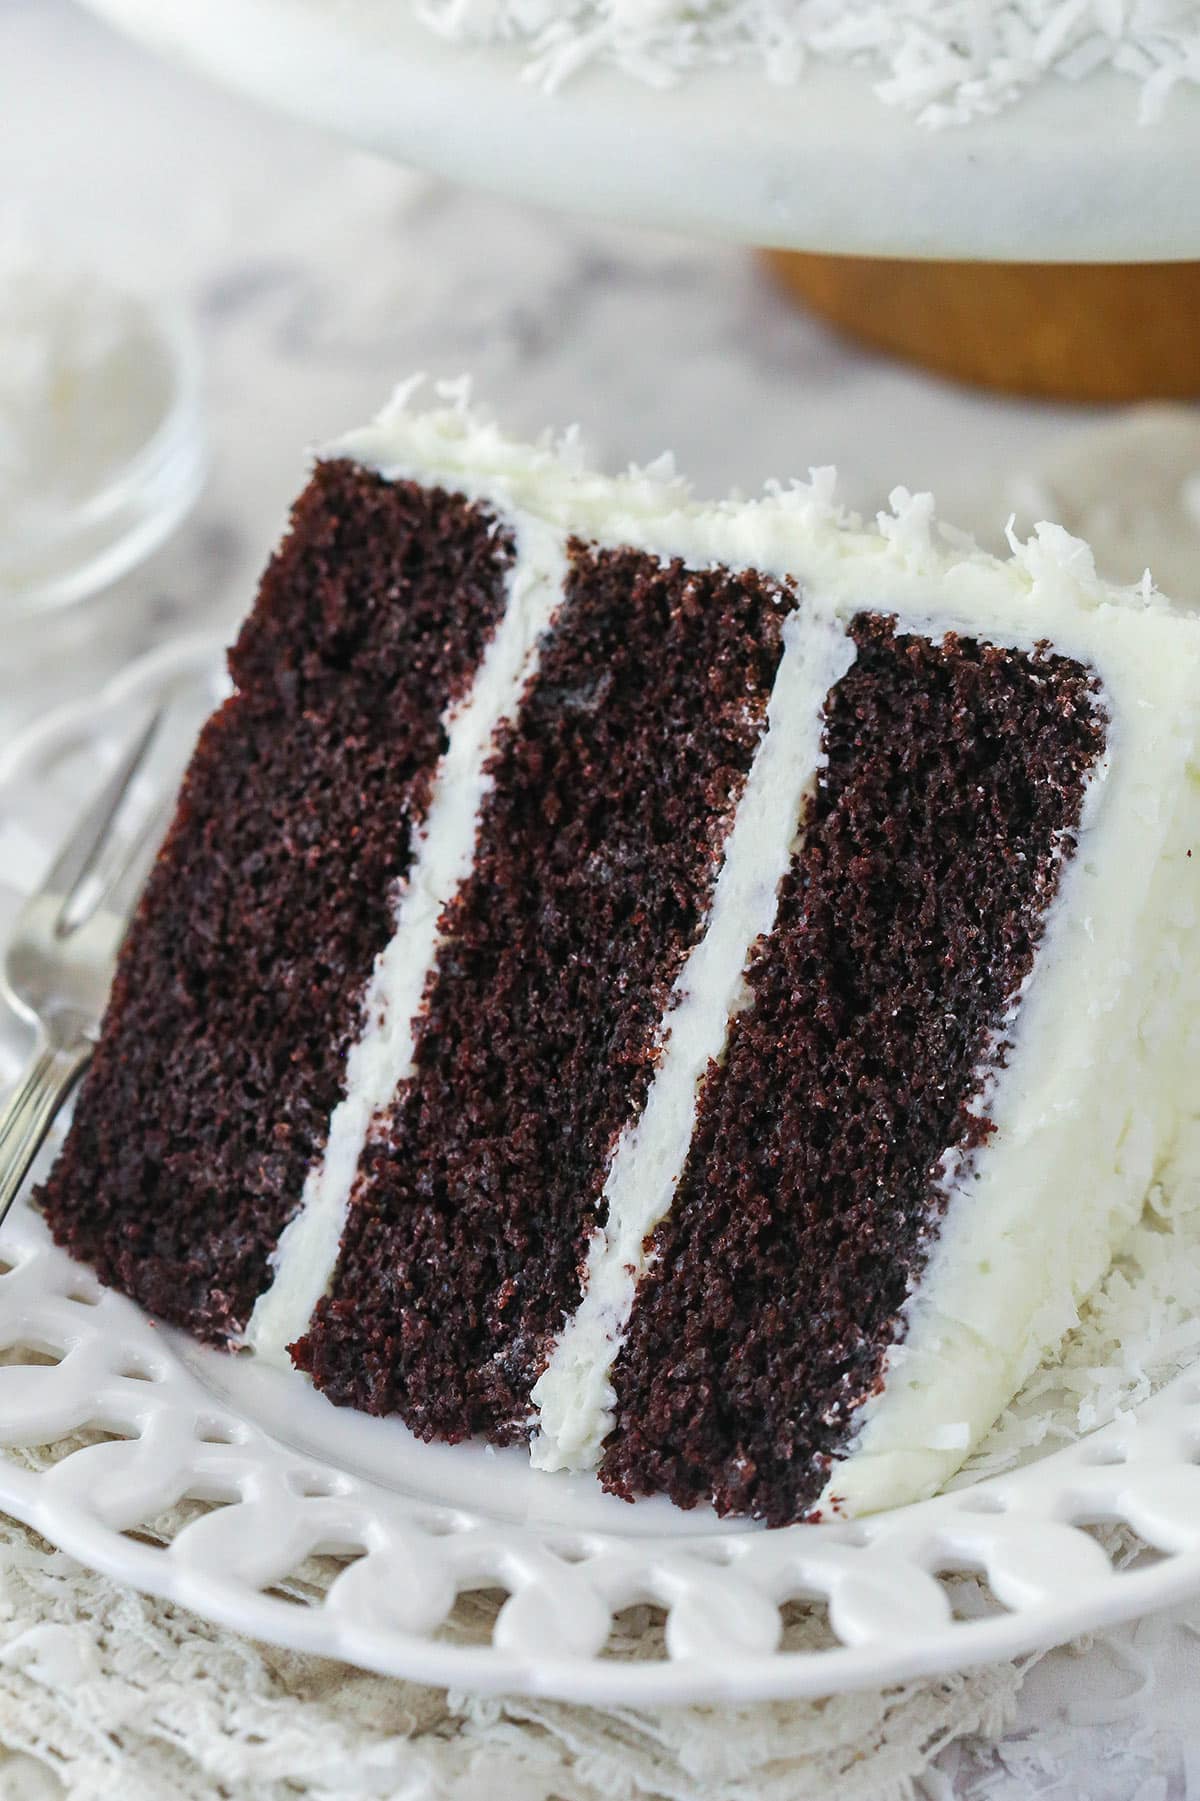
xmin=41 ymin=706 xmax=165 ymax=913
xmin=99 ymin=790 xmax=175 ymax=923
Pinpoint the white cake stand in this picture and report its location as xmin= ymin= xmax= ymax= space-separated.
xmin=76 ymin=0 xmax=1200 ymax=262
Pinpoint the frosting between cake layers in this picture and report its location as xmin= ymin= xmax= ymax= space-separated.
xmin=244 ymin=506 xmax=568 ymax=1362
xmin=529 ymin=601 xmax=856 ymax=1471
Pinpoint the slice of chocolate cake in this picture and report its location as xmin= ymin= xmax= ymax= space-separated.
xmin=38 ymin=384 xmax=1200 ymax=1523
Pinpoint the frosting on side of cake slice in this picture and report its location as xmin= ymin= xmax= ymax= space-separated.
xmin=802 ymin=539 xmax=1200 ymax=1519
xmin=815 ymin=593 xmax=1200 ymax=1517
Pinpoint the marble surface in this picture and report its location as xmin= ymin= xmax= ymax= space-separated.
xmin=4 ymin=1 xmax=1200 ymax=1795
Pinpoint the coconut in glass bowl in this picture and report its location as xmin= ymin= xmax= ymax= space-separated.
xmin=0 ymin=253 xmax=205 ymax=638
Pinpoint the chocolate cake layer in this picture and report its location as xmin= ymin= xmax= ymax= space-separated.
xmin=601 ymin=615 xmax=1107 ymax=1524
xmin=293 ymin=546 xmax=791 ymax=1440
xmin=39 ymin=463 xmax=513 ymax=1341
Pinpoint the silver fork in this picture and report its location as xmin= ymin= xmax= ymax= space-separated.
xmin=0 ymin=709 xmax=173 ymax=1225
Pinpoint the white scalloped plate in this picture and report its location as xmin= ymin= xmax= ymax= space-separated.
xmin=76 ymin=0 xmax=1200 ymax=262
xmin=4 ymin=634 xmax=1200 ymax=1703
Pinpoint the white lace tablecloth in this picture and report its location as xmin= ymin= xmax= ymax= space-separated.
xmin=4 ymin=2 xmax=1200 ymax=1793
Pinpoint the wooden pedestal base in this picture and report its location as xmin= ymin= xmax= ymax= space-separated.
xmin=762 ymin=252 xmax=1200 ymax=402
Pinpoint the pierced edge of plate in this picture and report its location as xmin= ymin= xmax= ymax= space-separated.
xmin=2 ymin=633 xmax=1200 ymax=1704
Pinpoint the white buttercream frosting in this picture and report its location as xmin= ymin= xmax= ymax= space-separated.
xmin=530 ymin=602 xmax=856 ymax=1472
xmin=255 ymin=381 xmax=1200 ymax=1519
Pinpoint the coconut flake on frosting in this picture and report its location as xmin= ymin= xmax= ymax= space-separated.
xmin=415 ymin=0 xmax=1200 ymax=126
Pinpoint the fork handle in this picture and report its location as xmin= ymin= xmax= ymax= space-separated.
xmin=0 ymin=1041 xmax=93 ymax=1226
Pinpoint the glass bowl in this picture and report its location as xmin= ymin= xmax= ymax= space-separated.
xmin=0 ymin=277 xmax=206 ymax=626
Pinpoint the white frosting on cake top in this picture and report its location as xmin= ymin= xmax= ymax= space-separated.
xmin=415 ymin=0 xmax=1200 ymax=126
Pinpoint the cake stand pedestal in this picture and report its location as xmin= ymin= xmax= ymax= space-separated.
xmin=763 ymin=255 xmax=1200 ymax=402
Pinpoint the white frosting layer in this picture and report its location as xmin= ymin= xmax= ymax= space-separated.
xmin=245 ymin=506 xmax=567 ymax=1361
xmin=530 ymin=603 xmax=856 ymax=1471
xmin=260 ymin=384 xmax=1200 ymax=1519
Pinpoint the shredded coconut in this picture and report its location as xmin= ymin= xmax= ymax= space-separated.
xmin=414 ymin=0 xmax=1200 ymax=125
